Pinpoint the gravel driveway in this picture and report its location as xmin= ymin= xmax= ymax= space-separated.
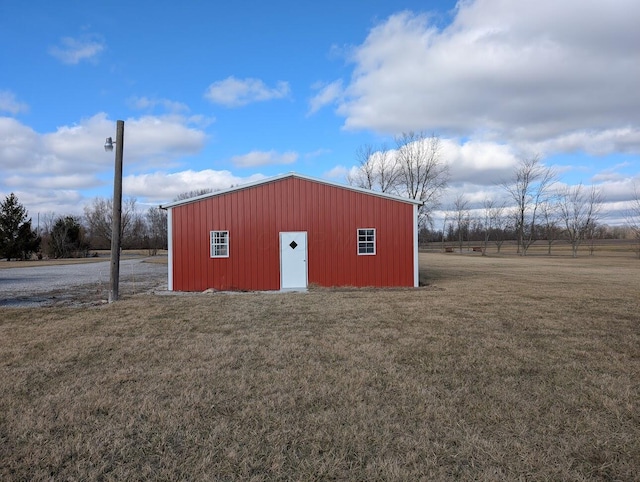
xmin=0 ymin=257 xmax=168 ymax=307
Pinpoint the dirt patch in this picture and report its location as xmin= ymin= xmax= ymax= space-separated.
xmin=0 ymin=261 xmax=167 ymax=307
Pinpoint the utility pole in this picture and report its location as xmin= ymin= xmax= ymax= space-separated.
xmin=108 ymin=120 xmax=125 ymax=303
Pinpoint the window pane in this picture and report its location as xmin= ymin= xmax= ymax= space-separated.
xmin=357 ymin=228 xmax=375 ymax=255
xmin=211 ymin=230 xmax=229 ymax=257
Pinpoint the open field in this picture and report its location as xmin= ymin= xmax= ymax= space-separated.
xmin=1 ymin=254 xmax=639 ymax=480
xmin=422 ymin=238 xmax=640 ymax=258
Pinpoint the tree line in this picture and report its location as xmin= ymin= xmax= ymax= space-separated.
xmin=0 ymin=188 xmax=222 ymax=261
xmin=0 ymin=194 xmax=168 ymax=261
xmin=438 ymin=159 xmax=605 ymax=257
xmin=3 ymin=137 xmax=640 ymax=260
xmin=348 ymin=132 xmax=640 ymax=258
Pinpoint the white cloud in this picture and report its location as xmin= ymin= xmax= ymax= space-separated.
xmin=0 ymin=117 xmax=42 ymax=169
xmin=204 ymin=77 xmax=291 ymax=107
xmin=336 ymin=1 xmax=640 ymax=155
xmin=128 ymin=96 xmax=190 ymax=114
xmin=30 ymin=113 xmax=207 ymax=172
xmin=124 ymin=170 xmax=266 ymax=203
xmin=592 ymin=178 xmax=639 ymax=205
xmin=436 ymin=183 xmax=509 ymax=213
xmin=230 ymin=150 xmax=298 ymax=168
xmin=345 ymin=136 xmax=519 ymax=187
xmin=9 ymin=189 xmax=85 ymax=221
xmin=0 ymin=114 xmax=208 ymax=214
xmin=590 ymin=162 xmax=634 ymax=184
xmin=308 ymin=80 xmax=343 ymax=115
xmin=49 ymin=35 xmax=105 ymax=64
xmin=120 ymin=115 xmax=208 ymax=161
xmin=591 ymin=172 xmax=623 ymax=183
xmin=523 ymin=128 xmax=640 ymax=157
xmin=440 ymin=138 xmax=519 ymax=184
xmin=5 ymin=173 xmax=99 ymax=190
xmin=0 ymin=91 xmax=28 ymax=114
xmin=323 ymin=165 xmax=349 ymax=180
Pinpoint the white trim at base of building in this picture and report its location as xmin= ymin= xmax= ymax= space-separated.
xmin=413 ymin=204 xmax=419 ymax=288
xmin=167 ymin=208 xmax=173 ymax=291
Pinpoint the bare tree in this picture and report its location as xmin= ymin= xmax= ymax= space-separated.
xmin=127 ymin=215 xmax=147 ymax=249
xmin=395 ymin=132 xmax=449 ymax=226
xmin=557 ymin=183 xmax=604 ymax=258
xmin=146 ymin=207 xmax=168 ymax=255
xmin=37 ymin=211 xmax=58 ymax=256
xmin=173 ymin=189 xmax=214 ymax=202
xmin=490 ymin=203 xmax=507 ymax=253
xmin=539 ymin=200 xmax=561 ymax=255
xmin=347 ymin=144 xmax=377 ymax=190
xmin=480 ymin=198 xmax=502 ymax=255
xmin=440 ymin=211 xmax=449 ymax=252
xmin=585 ymin=219 xmax=601 ymax=256
xmin=452 ymin=195 xmax=470 ymax=253
xmin=39 ymin=211 xmax=58 ymax=236
xmin=84 ymin=197 xmax=139 ymax=249
xmin=501 ymin=156 xmax=556 ymax=255
xmin=626 ymin=183 xmax=640 ymax=258
xmin=347 ymin=144 xmax=401 ymax=193
xmin=349 ymin=133 xmax=449 ymax=227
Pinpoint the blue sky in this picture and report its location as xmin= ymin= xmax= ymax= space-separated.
xmin=1 ymin=0 xmax=639 ymax=225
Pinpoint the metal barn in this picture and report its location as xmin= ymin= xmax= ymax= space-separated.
xmin=160 ymin=173 xmax=421 ymax=292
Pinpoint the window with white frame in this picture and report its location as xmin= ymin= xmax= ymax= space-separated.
xmin=210 ymin=230 xmax=229 ymax=258
xmin=357 ymin=228 xmax=376 ymax=255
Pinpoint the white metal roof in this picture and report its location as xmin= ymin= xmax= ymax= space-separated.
xmin=159 ymin=172 xmax=424 ymax=209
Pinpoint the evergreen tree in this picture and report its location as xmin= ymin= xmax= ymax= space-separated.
xmin=47 ymin=216 xmax=89 ymax=258
xmin=0 ymin=193 xmax=41 ymax=260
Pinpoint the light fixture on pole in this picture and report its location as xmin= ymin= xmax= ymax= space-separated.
xmin=105 ymin=120 xmax=125 ymax=303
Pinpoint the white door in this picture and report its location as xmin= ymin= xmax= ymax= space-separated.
xmin=280 ymin=232 xmax=308 ymax=289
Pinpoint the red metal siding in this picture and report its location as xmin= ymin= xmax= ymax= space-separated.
xmin=171 ymin=177 xmax=415 ymax=291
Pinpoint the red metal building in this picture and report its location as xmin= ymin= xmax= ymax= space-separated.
xmin=160 ymin=173 xmax=421 ymax=292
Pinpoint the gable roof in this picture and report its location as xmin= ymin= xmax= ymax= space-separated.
xmin=160 ymin=172 xmax=424 ymax=209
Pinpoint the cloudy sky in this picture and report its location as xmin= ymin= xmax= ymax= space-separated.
xmin=1 ymin=0 xmax=639 ymax=224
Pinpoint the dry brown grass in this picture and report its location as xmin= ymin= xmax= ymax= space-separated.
xmin=1 ymin=254 xmax=638 ymax=480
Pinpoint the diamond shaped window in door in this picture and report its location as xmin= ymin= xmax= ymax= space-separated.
xmin=289 ymin=241 xmax=298 ymax=250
